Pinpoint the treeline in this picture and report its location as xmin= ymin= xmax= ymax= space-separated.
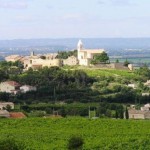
xmin=21 ymin=102 xmax=124 ymax=118
xmin=56 ymin=50 xmax=77 ymax=59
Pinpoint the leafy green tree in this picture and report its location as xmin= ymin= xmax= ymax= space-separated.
xmin=116 ymin=59 xmax=119 ymax=63
xmin=5 ymin=105 xmax=12 ymax=111
xmin=56 ymin=50 xmax=77 ymax=59
xmin=91 ymin=52 xmax=109 ymax=64
xmin=40 ymin=56 xmax=46 ymax=59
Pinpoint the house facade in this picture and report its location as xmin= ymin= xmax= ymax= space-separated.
xmin=128 ymin=103 xmax=150 ymax=119
xmin=23 ymin=53 xmax=62 ymax=70
xmin=0 ymin=81 xmax=37 ymax=95
xmin=0 ymin=102 xmax=14 ymax=110
xmin=63 ymin=56 xmax=78 ymax=66
xmin=0 ymin=110 xmax=10 ymax=118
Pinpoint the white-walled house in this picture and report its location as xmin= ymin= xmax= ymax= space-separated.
xmin=0 ymin=81 xmax=21 ymax=94
xmin=20 ymin=85 xmax=37 ymax=93
xmin=0 ymin=81 xmax=36 ymax=94
xmin=127 ymin=84 xmax=137 ymax=89
xmin=0 ymin=102 xmax=14 ymax=110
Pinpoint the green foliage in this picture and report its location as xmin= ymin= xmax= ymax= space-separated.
xmin=124 ymin=59 xmax=130 ymax=66
xmin=40 ymin=56 xmax=46 ymax=59
xmin=68 ymin=135 xmax=84 ymax=150
xmin=0 ymin=118 xmax=150 ymax=149
xmin=0 ymin=138 xmax=27 ymax=150
xmin=91 ymin=52 xmax=109 ymax=64
xmin=115 ymin=59 xmax=119 ymax=63
xmin=135 ymin=65 xmax=150 ymax=79
xmin=125 ymin=107 xmax=129 ymax=119
xmin=56 ymin=50 xmax=77 ymax=59
xmin=84 ymin=68 xmax=138 ymax=79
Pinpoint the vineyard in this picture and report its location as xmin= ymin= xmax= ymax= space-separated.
xmin=0 ymin=117 xmax=150 ymax=149
xmin=83 ymin=68 xmax=138 ymax=78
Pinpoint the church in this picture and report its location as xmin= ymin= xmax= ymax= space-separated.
xmin=77 ymin=40 xmax=105 ymax=66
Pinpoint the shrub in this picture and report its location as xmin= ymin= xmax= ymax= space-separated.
xmin=68 ymin=135 xmax=84 ymax=150
xmin=0 ymin=138 xmax=27 ymax=150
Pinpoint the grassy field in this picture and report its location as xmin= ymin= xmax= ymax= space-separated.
xmin=63 ymin=65 xmax=139 ymax=79
xmin=83 ymin=68 xmax=138 ymax=79
xmin=1 ymin=117 xmax=150 ymax=150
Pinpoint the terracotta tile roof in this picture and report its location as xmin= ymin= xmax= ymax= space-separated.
xmin=128 ymin=109 xmax=150 ymax=115
xmin=5 ymin=81 xmax=20 ymax=87
xmin=9 ymin=112 xmax=26 ymax=118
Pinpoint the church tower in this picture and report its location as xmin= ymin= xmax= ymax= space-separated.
xmin=77 ymin=40 xmax=83 ymax=51
xmin=77 ymin=40 xmax=83 ymax=60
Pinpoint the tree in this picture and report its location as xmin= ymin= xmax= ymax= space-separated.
xmin=116 ymin=59 xmax=119 ymax=63
xmin=115 ymin=110 xmax=118 ymax=119
xmin=91 ymin=52 xmax=109 ymax=64
xmin=40 ymin=56 xmax=46 ymax=59
xmin=124 ymin=59 xmax=130 ymax=67
xmin=5 ymin=105 xmax=12 ymax=111
xmin=135 ymin=64 xmax=150 ymax=78
xmin=68 ymin=135 xmax=84 ymax=150
xmin=125 ymin=107 xmax=129 ymax=119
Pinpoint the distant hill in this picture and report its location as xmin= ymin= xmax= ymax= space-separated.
xmin=0 ymin=38 xmax=150 ymax=50
xmin=0 ymin=38 xmax=150 ymax=58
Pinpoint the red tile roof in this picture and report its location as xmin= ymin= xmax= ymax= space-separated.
xmin=5 ymin=81 xmax=20 ymax=87
xmin=9 ymin=112 xmax=26 ymax=118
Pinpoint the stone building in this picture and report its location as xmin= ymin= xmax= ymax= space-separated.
xmin=23 ymin=52 xmax=62 ymax=70
xmin=128 ymin=109 xmax=150 ymax=119
xmin=63 ymin=56 xmax=78 ymax=66
xmin=128 ymin=104 xmax=150 ymax=119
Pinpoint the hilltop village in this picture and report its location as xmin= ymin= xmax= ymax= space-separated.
xmin=5 ymin=40 xmax=133 ymax=71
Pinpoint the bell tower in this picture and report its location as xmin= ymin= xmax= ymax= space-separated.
xmin=77 ymin=40 xmax=83 ymax=51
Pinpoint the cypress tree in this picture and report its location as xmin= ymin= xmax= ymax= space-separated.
xmin=115 ymin=110 xmax=118 ymax=119
xmin=125 ymin=107 xmax=129 ymax=119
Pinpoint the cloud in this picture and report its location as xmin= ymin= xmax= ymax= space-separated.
xmin=97 ymin=0 xmax=135 ymax=6
xmin=0 ymin=0 xmax=28 ymax=9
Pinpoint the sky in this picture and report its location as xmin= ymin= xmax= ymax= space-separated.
xmin=0 ymin=0 xmax=150 ymax=39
